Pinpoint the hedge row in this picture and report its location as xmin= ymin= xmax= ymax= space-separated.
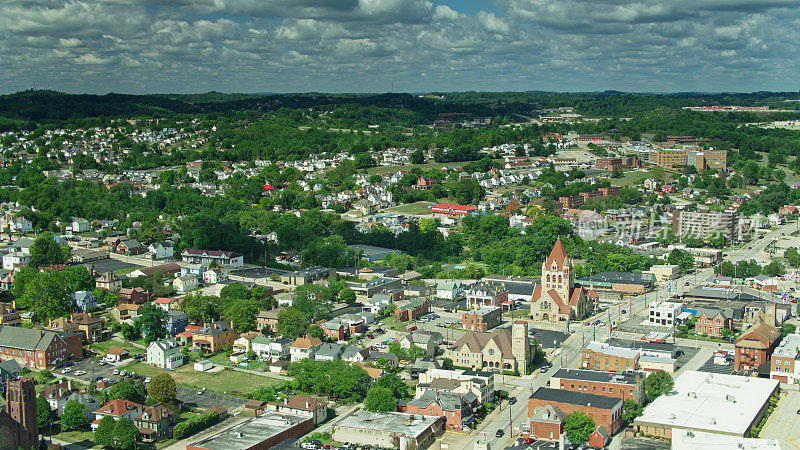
xmin=173 ymin=410 xmax=220 ymax=440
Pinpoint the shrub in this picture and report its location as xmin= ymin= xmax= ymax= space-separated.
xmin=173 ymin=410 xmax=221 ymax=440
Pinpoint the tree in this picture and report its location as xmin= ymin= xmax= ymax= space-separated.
xmin=442 ymin=357 xmax=454 ymax=370
xmin=763 ymin=260 xmax=786 ymax=277
xmin=94 ymin=415 xmax=116 ymax=447
xmin=563 ymin=411 xmax=595 ymax=443
xmin=621 ymin=399 xmax=643 ymax=426
xmin=29 ymin=235 xmax=67 ymax=268
xmin=275 ymin=308 xmax=308 ymax=339
xmin=109 ymin=379 xmax=146 ymax=404
xmin=388 ymin=341 xmax=407 ymax=360
xmin=410 ymin=149 xmax=425 ymax=164
xmin=112 ymin=417 xmax=139 ymax=450
xmin=36 ymin=394 xmax=52 ymax=430
xmin=338 ymin=288 xmax=356 ymax=304
xmin=308 ymin=325 xmax=325 ymax=340
xmin=138 ymin=302 xmax=168 ymax=342
xmin=364 ymin=386 xmax=397 ymax=412
xmin=147 ymin=373 xmax=177 ymax=405
xmin=62 ymin=400 xmax=87 ymax=431
xmin=374 ymin=374 xmax=411 ymax=400
xmin=120 ymin=322 xmax=141 ymax=341
xmin=644 ymin=370 xmax=674 ymax=401
xmin=292 ymin=284 xmax=333 ymax=321
xmin=667 ymin=249 xmax=695 ymax=272
xmin=786 ymin=247 xmax=800 ymax=268
xmin=782 ymin=323 xmax=797 ymax=339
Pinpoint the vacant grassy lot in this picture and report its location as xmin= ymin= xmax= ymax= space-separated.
xmin=386 ymin=201 xmax=434 ymax=215
xmin=122 ymin=362 xmax=280 ymax=396
xmin=90 ymin=340 xmax=144 ymax=356
xmin=610 ymin=170 xmax=648 ymax=186
xmin=367 ymin=161 xmax=467 ymax=175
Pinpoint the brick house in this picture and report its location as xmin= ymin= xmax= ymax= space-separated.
xmin=394 ymin=298 xmax=430 ymax=322
xmin=735 ymin=321 xmax=781 ymax=373
xmin=695 ymin=308 xmax=732 ymax=338
xmin=0 ymin=326 xmax=82 ymax=369
xmin=398 ymin=391 xmax=476 ymax=430
xmin=256 ymin=307 xmax=285 ymax=332
xmin=69 ymin=313 xmax=104 ymax=342
xmin=525 ymin=404 xmax=565 ymax=441
xmin=525 ymin=388 xmax=623 ymax=437
xmin=462 ymin=306 xmax=502 ymax=332
xmin=321 ymin=318 xmax=347 ymax=341
xmin=119 ymin=287 xmax=147 ymax=304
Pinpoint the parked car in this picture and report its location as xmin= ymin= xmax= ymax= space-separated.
xmin=508 ymin=397 xmax=517 ymax=405
xmin=408 ymin=326 xmax=418 ymax=331
xmin=60 ymin=368 xmax=72 ymax=374
xmin=74 ymin=370 xmax=86 ymax=376
xmin=495 ymin=429 xmax=504 ymax=438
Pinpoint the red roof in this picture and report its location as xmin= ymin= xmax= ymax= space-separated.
xmin=431 ymin=203 xmax=477 ymax=215
xmin=94 ymin=399 xmax=141 ymax=417
xmin=154 ymin=297 xmax=172 ymax=304
xmin=544 ymin=237 xmax=568 ymax=271
xmin=178 ymin=325 xmax=202 ymax=338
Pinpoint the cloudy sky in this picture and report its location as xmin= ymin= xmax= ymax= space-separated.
xmin=1 ymin=0 xmax=798 ymax=94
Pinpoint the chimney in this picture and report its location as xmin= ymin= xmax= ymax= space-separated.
xmin=305 ymin=401 xmax=309 ymax=409
xmin=283 ymin=398 xmax=288 ymax=405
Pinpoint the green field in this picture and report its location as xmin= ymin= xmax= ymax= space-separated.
xmin=386 ymin=201 xmax=434 ymax=215
xmin=90 ymin=340 xmax=145 ymax=356
xmin=610 ymin=170 xmax=648 ymax=187
xmin=122 ymin=362 xmax=280 ymax=397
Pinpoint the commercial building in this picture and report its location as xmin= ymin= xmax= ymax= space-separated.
xmin=279 ymin=266 xmax=335 ymax=285
xmin=648 ymin=302 xmax=683 ymax=327
xmin=644 ymin=265 xmax=679 ymax=282
xmin=352 ymin=277 xmax=403 ymax=298
xmin=187 ymin=412 xmax=314 ymax=450
xmin=398 ymin=390 xmax=476 ymax=430
xmin=671 ymin=429 xmax=782 ymax=450
xmin=580 ymin=341 xmax=640 ymax=372
xmin=0 ymin=326 xmax=82 ymax=369
xmin=462 ymin=306 xmax=502 ymax=332
xmin=654 ymin=147 xmax=726 ymax=172
xmin=430 ymin=203 xmax=478 ymax=225
xmin=267 ymin=395 xmax=327 ymax=426
xmin=526 ymin=387 xmax=623 ymax=436
xmin=394 ymin=298 xmax=430 ymax=321
xmin=550 ymin=368 xmax=646 ymax=403
xmin=672 ymin=210 xmax=739 ymax=243
xmin=416 ymin=369 xmax=494 ymax=403
xmin=633 ymin=371 xmax=779 ymax=438
xmin=180 ymin=249 xmax=244 ymax=268
xmin=332 ymin=410 xmax=443 ymax=450
xmin=577 ymin=271 xmax=656 ymax=295
xmin=770 ymin=333 xmax=800 ymax=384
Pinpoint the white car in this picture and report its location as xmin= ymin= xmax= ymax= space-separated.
xmin=60 ymin=368 xmax=72 ymax=374
xmin=301 ymin=443 xmax=316 ymax=450
xmin=74 ymin=370 xmax=86 ymax=376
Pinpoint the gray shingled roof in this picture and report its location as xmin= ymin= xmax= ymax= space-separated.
xmin=0 ymin=325 xmax=60 ymax=351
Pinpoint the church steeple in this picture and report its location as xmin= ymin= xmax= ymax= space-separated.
xmin=541 ymin=237 xmax=574 ymax=303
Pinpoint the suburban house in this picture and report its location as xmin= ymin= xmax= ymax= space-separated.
xmin=191 ymin=321 xmax=235 ymax=355
xmin=95 ymin=272 xmax=122 ymax=292
xmin=203 ymin=267 xmax=228 ymax=284
xmin=116 ymin=239 xmax=145 ymax=255
xmin=256 ymin=307 xmax=285 ymax=332
xmin=400 ymin=332 xmax=437 ymax=357
xmin=180 ymin=249 xmax=244 ymax=268
xmin=146 ymin=338 xmax=184 ymax=369
xmin=173 ymin=275 xmax=198 ymax=293
xmin=133 ymin=404 xmax=177 ymax=443
xmin=69 ymin=312 xmax=104 ymax=342
xmin=233 ymin=331 xmax=261 ymax=354
xmin=92 ymin=399 xmax=142 ymax=429
xmin=290 ymin=335 xmax=323 ymax=362
xmin=0 ymin=302 xmax=21 ymax=326
xmin=251 ymin=336 xmax=292 ymax=361
xmin=314 ymin=343 xmax=345 ymax=361
xmin=119 ymin=287 xmax=147 ymax=304
xmin=111 ymin=303 xmax=140 ymax=322
xmin=70 ymin=291 xmax=95 ymax=312
xmin=147 ymin=241 xmax=174 ymax=260
xmin=41 ymin=380 xmax=76 ymax=416
xmin=166 ymin=310 xmax=189 ymax=335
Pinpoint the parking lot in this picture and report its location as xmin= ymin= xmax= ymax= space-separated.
xmin=507 ymin=438 xmax=558 ymax=449
xmin=761 ymin=389 xmax=800 ymax=448
xmin=177 ymin=386 xmax=247 ymax=411
xmin=530 ymin=328 xmax=569 ymax=350
xmin=81 ymin=258 xmax=142 ymax=274
xmin=696 ymin=354 xmax=739 ymax=375
xmin=231 ymin=267 xmax=291 ymax=279
xmin=60 ymin=357 xmax=133 ymax=383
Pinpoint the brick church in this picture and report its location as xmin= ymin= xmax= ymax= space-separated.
xmin=0 ymin=378 xmax=38 ymax=449
xmin=530 ymin=237 xmax=595 ymax=323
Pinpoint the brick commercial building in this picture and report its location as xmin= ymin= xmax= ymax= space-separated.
xmin=694 ymin=308 xmax=733 ymax=338
xmin=770 ymin=333 xmax=800 ymax=384
xmin=577 ymin=271 xmax=656 ymax=295
xmin=672 ymin=209 xmax=739 ymax=243
xmin=394 ymin=298 xmax=430 ymax=322
xmin=734 ymin=320 xmax=781 ymax=373
xmin=654 ymin=147 xmax=726 ymax=172
xmin=398 ymin=391 xmax=476 ymax=430
xmin=0 ymin=326 xmax=82 ymax=369
xmin=332 ymin=410 xmax=443 ymax=450
xmin=525 ymin=388 xmax=623 ymax=436
xmin=187 ymin=412 xmax=314 ymax=450
xmin=581 ymin=341 xmax=639 ymax=373
xmin=550 ymin=368 xmax=646 ymax=403
xmin=462 ymin=306 xmax=502 ymax=332
xmin=595 ymin=156 xmax=639 ymax=172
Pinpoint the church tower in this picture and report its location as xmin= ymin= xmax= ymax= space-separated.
xmin=6 ymin=378 xmax=38 ymax=450
xmin=511 ymin=320 xmax=531 ymax=372
xmin=541 ymin=237 xmax=574 ymax=303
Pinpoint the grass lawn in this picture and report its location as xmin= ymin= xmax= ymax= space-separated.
xmin=113 ymin=267 xmax=138 ymax=276
xmin=122 ymin=362 xmax=280 ymax=397
xmin=56 ymin=429 xmax=94 ymax=445
xmin=386 ymin=201 xmax=434 ymax=215
xmin=380 ymin=316 xmax=412 ymax=332
xmin=610 ymin=170 xmax=648 ymax=187
xmin=90 ymin=339 xmax=145 ymax=356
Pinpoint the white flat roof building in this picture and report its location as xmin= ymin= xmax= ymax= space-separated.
xmin=635 ymin=370 xmax=779 ymax=438
xmin=648 ymin=301 xmax=683 ymax=327
xmin=671 ymin=428 xmax=781 ymax=450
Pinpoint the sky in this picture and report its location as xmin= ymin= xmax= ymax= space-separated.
xmin=1 ymin=0 xmax=799 ymax=94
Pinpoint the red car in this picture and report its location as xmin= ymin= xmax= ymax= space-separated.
xmin=408 ymin=326 xmax=418 ymax=331
xmin=523 ymin=438 xmax=534 ymax=444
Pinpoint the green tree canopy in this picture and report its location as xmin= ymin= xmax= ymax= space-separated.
xmin=62 ymin=399 xmax=88 ymax=431
xmin=36 ymin=394 xmax=52 ymax=430
xmin=292 ymin=284 xmax=333 ymax=321
xmin=29 ymin=234 xmax=68 ymax=268
xmin=364 ymin=386 xmax=397 ymax=412
xmin=112 ymin=417 xmax=139 ymax=450
xmin=621 ymin=399 xmax=643 ymax=426
xmin=138 ymin=302 xmax=168 ymax=342
xmin=563 ymin=411 xmax=595 ymax=443
xmin=644 ymin=370 xmax=674 ymax=401
xmin=94 ymin=415 xmax=116 ymax=447
xmin=147 ymin=373 xmax=177 ymax=405
xmin=276 ymin=308 xmax=309 ymax=339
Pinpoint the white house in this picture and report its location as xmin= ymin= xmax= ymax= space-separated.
xmin=146 ymin=338 xmax=184 ymax=369
xmin=2 ymin=251 xmax=30 ymax=270
xmin=203 ymin=267 xmax=228 ymax=284
xmin=148 ymin=241 xmax=174 ymax=260
xmin=435 ymin=281 xmax=465 ymax=300
xmin=648 ymin=301 xmax=683 ymax=327
xmin=180 ymin=249 xmax=244 ymax=268
xmin=71 ymin=219 xmax=91 ymax=233
xmin=173 ymin=275 xmax=198 ymax=293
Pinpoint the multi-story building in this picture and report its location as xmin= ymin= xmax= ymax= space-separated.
xmin=448 ymin=321 xmax=532 ymax=374
xmin=581 ymin=341 xmax=640 ymax=372
xmin=0 ymin=302 xmax=21 ymax=326
xmin=269 ymin=395 xmax=328 ymax=425
xmin=0 ymin=326 xmax=82 ymax=369
xmin=416 ymin=369 xmax=494 ymax=403
xmin=394 ymin=298 xmax=430 ymax=321
xmin=525 ymin=388 xmax=623 ymax=437
xmin=462 ymin=306 xmax=502 ymax=332
xmin=256 ymin=307 xmax=284 ymax=332
xmin=695 ymin=308 xmax=732 ymax=337
xmin=770 ymin=333 xmax=800 ymax=384
xmin=146 ymin=338 xmax=184 ymax=369
xmin=734 ymin=321 xmax=781 ymax=373
xmin=133 ymin=404 xmax=177 ymax=443
xmin=4 ymin=378 xmax=38 ymax=450
xmin=530 ymin=238 xmax=593 ymax=323
xmin=69 ymin=312 xmax=104 ymax=342
xmin=465 ymin=281 xmax=508 ymax=309
xmin=398 ymin=391 xmax=475 ymax=430
xmin=549 ymin=368 xmax=646 ymax=403
xmin=289 ymin=335 xmax=323 ymax=362
xmin=190 ymin=321 xmax=235 ymax=355
xmin=180 ymin=249 xmax=244 ymax=268
xmin=648 ymin=302 xmax=682 ymax=327
xmin=91 ymin=399 xmax=142 ymax=429
xmin=279 ymin=266 xmax=335 ymax=285
xmin=672 ymin=209 xmax=739 ymax=243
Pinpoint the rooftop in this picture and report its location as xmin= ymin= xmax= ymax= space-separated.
xmin=529 ymin=387 xmax=622 ymax=410
xmin=635 ymin=370 xmax=779 ymax=436
xmin=671 ymin=428 xmax=781 ymax=450
xmin=583 ymin=341 xmax=640 ymax=359
xmin=334 ymin=410 xmax=441 ymax=439
xmin=551 ymin=368 xmax=642 ymax=385
xmin=188 ymin=412 xmax=310 ymax=450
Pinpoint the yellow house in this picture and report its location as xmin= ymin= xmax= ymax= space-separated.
xmin=191 ymin=321 xmax=235 ymax=354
